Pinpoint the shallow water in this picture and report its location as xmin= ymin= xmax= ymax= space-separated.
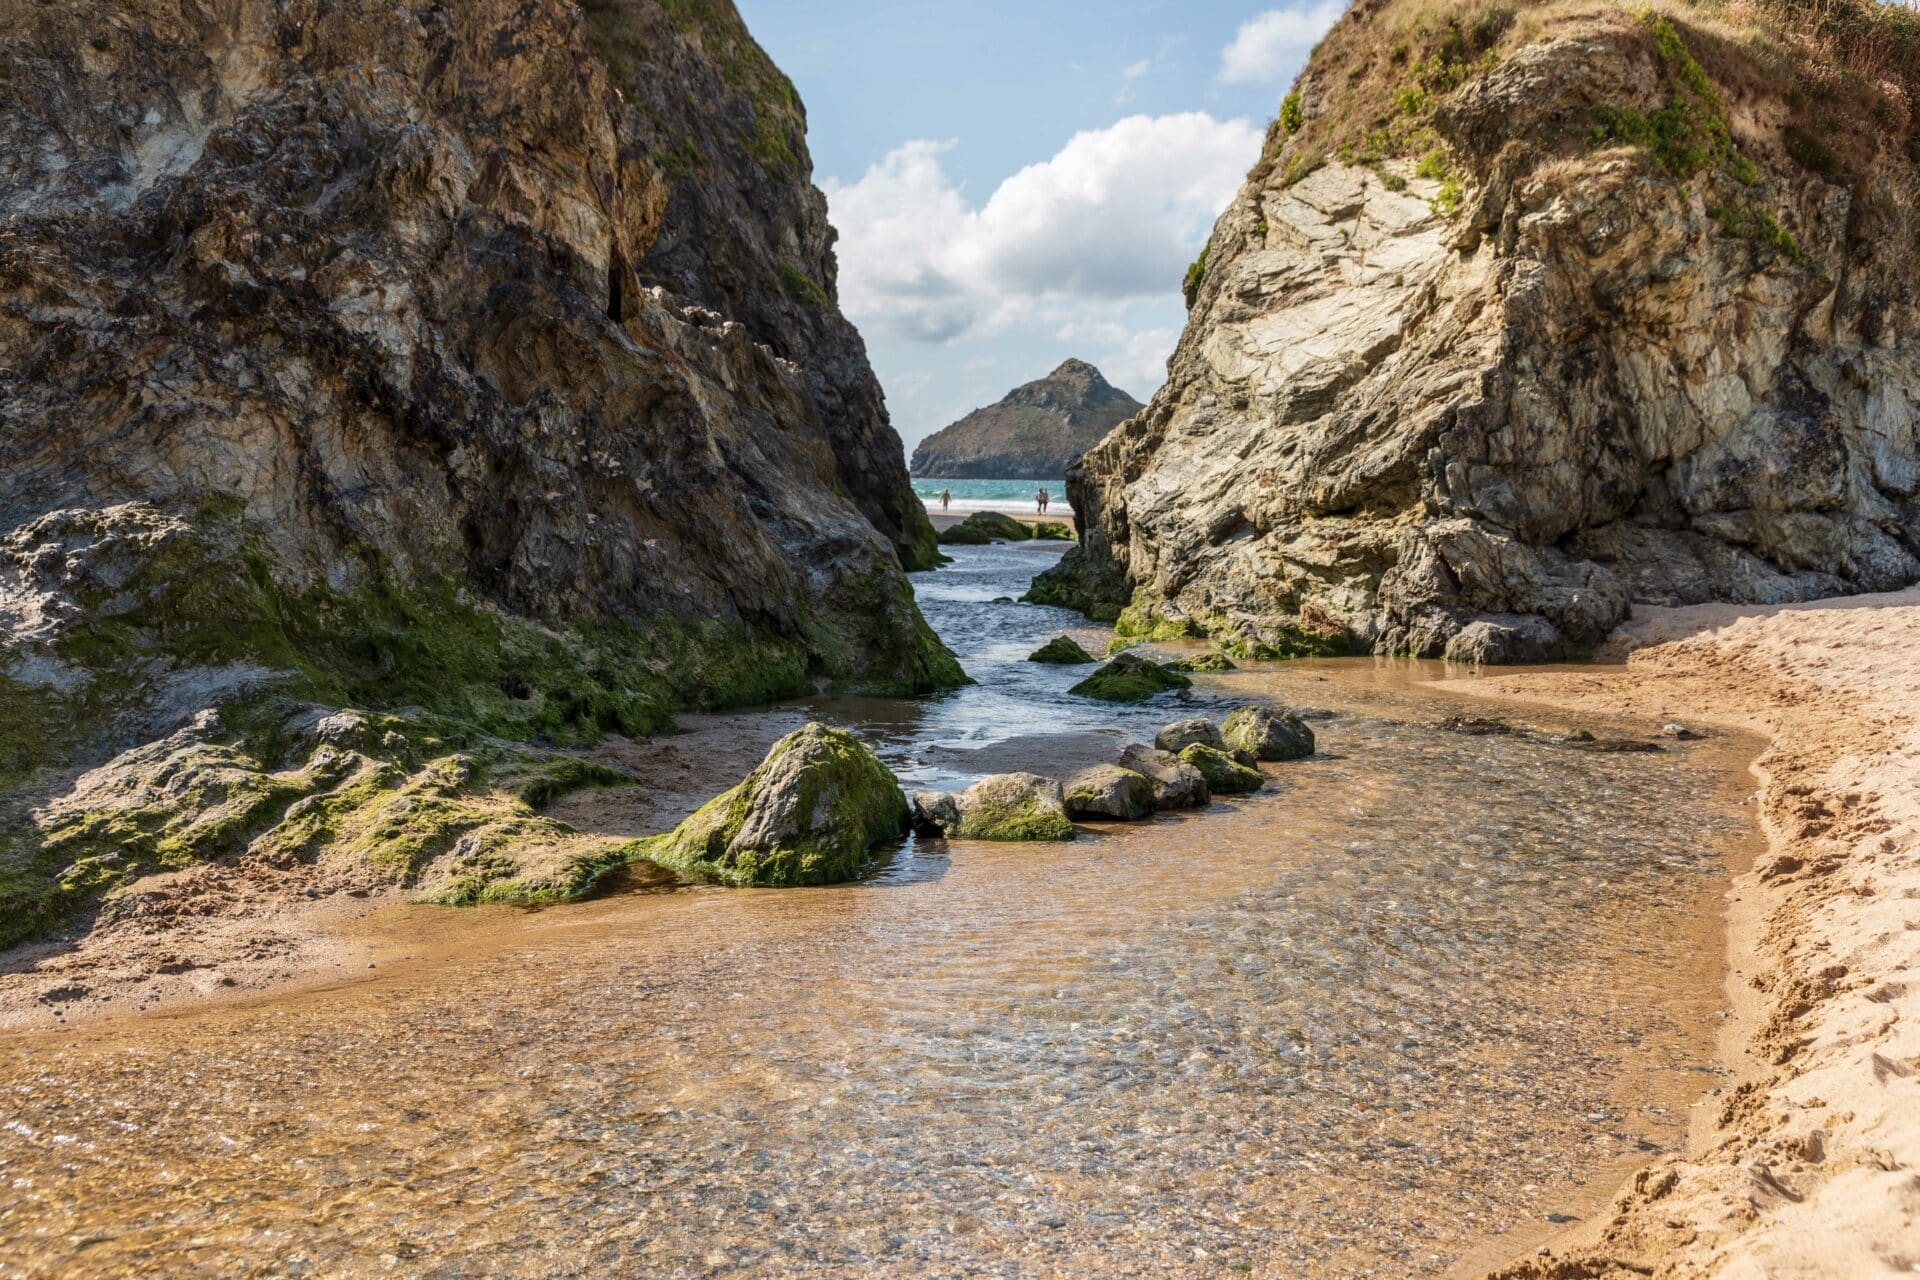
xmin=911 ymin=477 xmax=1068 ymax=514
xmin=0 ymin=546 xmax=1756 ymax=1278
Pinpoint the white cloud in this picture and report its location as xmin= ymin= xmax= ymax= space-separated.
xmin=1218 ymin=2 xmax=1346 ymax=85
xmin=823 ymin=113 xmax=1260 ymax=348
xmin=1124 ymin=59 xmax=1152 ymax=80
xmin=890 ymin=371 xmax=933 ymax=400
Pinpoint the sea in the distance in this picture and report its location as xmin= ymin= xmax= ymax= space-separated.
xmin=912 ymin=476 xmax=1067 ymax=512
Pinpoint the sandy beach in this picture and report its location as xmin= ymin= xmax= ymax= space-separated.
xmin=1457 ymin=590 xmax=1920 ymax=1278
xmin=925 ymin=505 xmax=1077 ymax=534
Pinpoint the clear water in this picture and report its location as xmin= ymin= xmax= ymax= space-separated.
xmin=0 ymin=545 xmax=1757 ymax=1279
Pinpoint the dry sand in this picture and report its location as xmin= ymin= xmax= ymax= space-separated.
xmin=1457 ymin=589 xmax=1920 ymax=1278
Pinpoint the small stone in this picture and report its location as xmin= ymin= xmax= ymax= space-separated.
xmin=1063 ymin=765 xmax=1157 ymax=820
xmin=1069 ymin=652 xmax=1192 ymax=703
xmin=1117 ymin=745 xmax=1210 ymax=810
xmin=911 ymin=774 xmax=1075 ymax=842
xmin=1028 ymin=635 xmax=1098 ymax=665
xmin=1221 ymin=705 xmax=1315 ymax=761
xmin=1154 ymin=717 xmax=1225 ymax=754
xmin=1178 ymin=744 xmax=1265 ymax=795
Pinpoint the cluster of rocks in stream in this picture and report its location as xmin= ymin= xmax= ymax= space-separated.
xmin=909 ymin=704 xmax=1319 ymax=842
xmin=604 ymin=705 xmax=1317 ymax=886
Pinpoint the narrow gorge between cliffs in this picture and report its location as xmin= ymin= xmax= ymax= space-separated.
xmin=0 ymin=544 xmax=1762 ymax=1279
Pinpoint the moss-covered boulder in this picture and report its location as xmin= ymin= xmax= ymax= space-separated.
xmin=909 ymin=773 xmax=1075 ymax=841
xmin=1117 ymin=744 xmax=1210 ymax=810
xmin=0 ymin=699 xmax=641 ymax=946
xmin=1068 ymin=652 xmax=1192 ymax=703
xmin=1222 ymin=705 xmax=1316 ymax=761
xmin=1031 ymin=521 xmax=1076 ymax=541
xmin=1166 ymin=652 xmax=1237 ymax=673
xmin=1178 ymin=744 xmax=1265 ymax=795
xmin=937 ymin=511 xmax=1035 ymax=545
xmin=1028 ymin=635 xmax=1098 ymax=665
xmin=1063 ymin=765 xmax=1156 ymax=820
xmin=635 ymin=724 xmax=908 ymax=886
xmin=1154 ymin=717 xmax=1224 ymax=754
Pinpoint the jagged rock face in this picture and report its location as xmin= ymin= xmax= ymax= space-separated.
xmin=1040 ymin=6 xmax=1920 ymax=659
xmin=0 ymin=0 xmax=941 ymax=674
xmin=911 ymin=359 xmax=1144 ymax=480
xmin=0 ymin=0 xmax=963 ymax=946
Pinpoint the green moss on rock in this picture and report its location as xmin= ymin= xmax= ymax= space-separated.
xmin=633 ymin=723 xmax=907 ymax=886
xmin=1222 ymin=705 xmax=1317 ymax=762
xmin=1178 ymin=744 xmax=1265 ymax=795
xmin=1166 ymin=652 xmax=1238 ymax=673
xmin=1063 ymin=765 xmax=1155 ymax=821
xmin=911 ymin=773 xmax=1076 ymax=841
xmin=937 ymin=511 xmax=1034 ymax=545
xmin=0 ymin=702 xmax=640 ymax=949
xmin=1028 ymin=635 xmax=1098 ymax=665
xmin=1069 ymin=652 xmax=1192 ymax=703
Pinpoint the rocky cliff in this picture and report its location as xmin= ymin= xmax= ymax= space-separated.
xmin=1034 ymin=0 xmax=1920 ymax=663
xmin=0 ymin=0 xmax=959 ymax=947
xmin=910 ymin=359 xmax=1143 ymax=479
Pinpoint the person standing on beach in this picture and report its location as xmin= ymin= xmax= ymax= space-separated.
xmin=940 ymin=488 xmax=951 ymax=512
xmin=1036 ymin=487 xmax=1047 ymax=515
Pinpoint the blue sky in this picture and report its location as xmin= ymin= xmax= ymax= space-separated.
xmin=737 ymin=1 xmax=1344 ymax=451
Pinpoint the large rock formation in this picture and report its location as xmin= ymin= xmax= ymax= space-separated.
xmin=910 ymin=359 xmax=1143 ymax=479
xmin=1035 ymin=1 xmax=1920 ymax=660
xmin=0 ymin=0 xmax=960 ymax=944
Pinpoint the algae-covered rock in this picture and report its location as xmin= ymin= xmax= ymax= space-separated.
xmin=1063 ymin=765 xmax=1156 ymax=821
xmin=1155 ymin=717 xmax=1225 ymax=755
xmin=1028 ymin=635 xmax=1098 ymax=665
xmin=1117 ymin=745 xmax=1210 ymax=811
xmin=937 ymin=511 xmax=1036 ymax=545
xmin=0 ymin=700 xmax=641 ymax=945
xmin=1166 ymin=652 xmax=1237 ymax=674
xmin=1031 ymin=522 xmax=1077 ymax=542
xmin=910 ymin=773 xmax=1075 ymax=842
xmin=1221 ymin=705 xmax=1316 ymax=762
xmin=1069 ymin=653 xmax=1192 ymax=703
xmin=636 ymin=724 xmax=908 ymax=886
xmin=1178 ymin=744 xmax=1265 ymax=795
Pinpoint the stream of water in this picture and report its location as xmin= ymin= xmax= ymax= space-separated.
xmin=0 ymin=544 xmax=1757 ymax=1278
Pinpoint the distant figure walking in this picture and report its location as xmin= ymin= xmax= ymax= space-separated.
xmin=1036 ymin=487 xmax=1049 ymax=515
xmin=940 ymin=488 xmax=951 ymax=512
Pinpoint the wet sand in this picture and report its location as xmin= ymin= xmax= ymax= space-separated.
xmin=1435 ymin=589 xmax=1920 ymax=1279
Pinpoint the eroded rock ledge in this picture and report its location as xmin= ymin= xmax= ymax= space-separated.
xmin=1036 ymin=2 xmax=1920 ymax=661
